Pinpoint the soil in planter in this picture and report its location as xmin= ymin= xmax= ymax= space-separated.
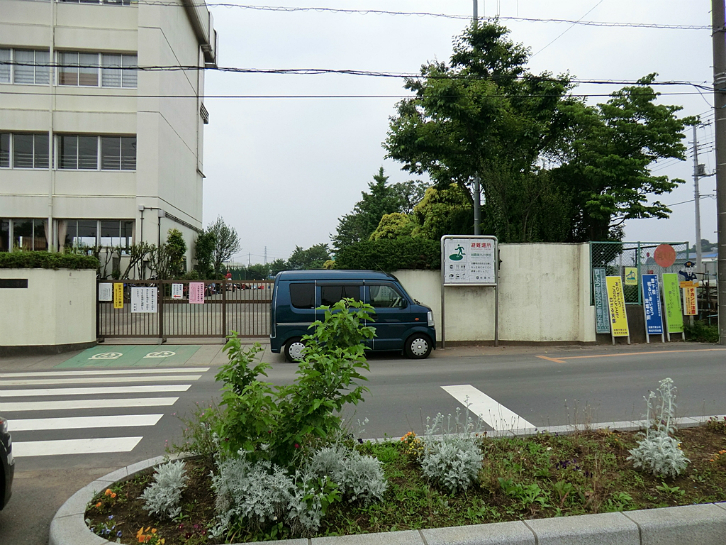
xmin=86 ymin=425 xmax=726 ymax=545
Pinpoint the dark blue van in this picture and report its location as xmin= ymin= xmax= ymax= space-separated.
xmin=270 ymin=270 xmax=436 ymax=361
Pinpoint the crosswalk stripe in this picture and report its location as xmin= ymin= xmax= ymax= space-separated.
xmin=9 ymin=414 xmax=164 ymax=432
xmin=0 ymin=397 xmax=179 ymax=412
xmin=13 ymin=437 xmax=143 ymax=457
xmin=0 ymin=384 xmax=191 ymax=397
xmin=1 ymin=375 xmax=202 ymax=386
xmin=0 ymin=367 xmax=209 ymax=378
xmin=442 ymin=384 xmax=535 ymax=432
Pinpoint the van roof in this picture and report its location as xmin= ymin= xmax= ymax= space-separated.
xmin=276 ymin=270 xmax=398 ymax=281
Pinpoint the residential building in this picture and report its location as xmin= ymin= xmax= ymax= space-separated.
xmin=0 ymin=0 xmax=217 ymax=275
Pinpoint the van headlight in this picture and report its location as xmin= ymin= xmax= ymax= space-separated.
xmin=427 ymin=310 xmax=434 ymax=327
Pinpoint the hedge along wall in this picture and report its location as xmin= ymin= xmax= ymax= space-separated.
xmin=393 ymin=243 xmax=596 ymax=343
xmin=0 ymin=259 xmax=98 ymax=353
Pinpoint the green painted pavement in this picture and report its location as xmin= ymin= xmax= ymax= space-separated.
xmin=56 ymin=345 xmax=202 ymax=368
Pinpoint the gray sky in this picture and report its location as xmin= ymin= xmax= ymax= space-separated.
xmin=200 ymin=1 xmax=714 ymax=265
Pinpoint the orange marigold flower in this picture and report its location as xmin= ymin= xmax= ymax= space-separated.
xmin=95 ymin=502 xmax=102 ymax=508
xmin=104 ymin=489 xmax=112 ymax=496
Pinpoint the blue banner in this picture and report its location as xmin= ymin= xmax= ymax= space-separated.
xmin=642 ymin=274 xmax=664 ymax=335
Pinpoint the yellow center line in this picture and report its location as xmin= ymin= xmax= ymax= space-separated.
xmin=537 ymin=348 xmax=726 ymax=363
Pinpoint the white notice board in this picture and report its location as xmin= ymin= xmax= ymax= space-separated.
xmin=442 ymin=236 xmax=497 ymax=286
xmin=130 ymin=287 xmax=158 ymax=313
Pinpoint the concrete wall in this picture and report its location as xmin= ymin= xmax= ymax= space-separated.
xmin=395 ymin=243 xmax=597 ymax=343
xmin=0 ymin=268 xmax=96 ymax=350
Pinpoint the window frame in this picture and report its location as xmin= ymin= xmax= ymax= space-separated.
xmin=57 ymin=134 xmax=136 ymax=171
xmin=8 ymin=49 xmax=50 ymax=86
xmin=58 ymin=51 xmax=137 ymax=89
xmin=1 ymin=133 xmax=50 ymax=170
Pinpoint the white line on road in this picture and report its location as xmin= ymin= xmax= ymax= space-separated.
xmin=0 ymin=367 xmax=209 ymax=378
xmin=442 ymin=384 xmax=536 ymax=432
xmin=9 ymin=414 xmax=164 ymax=432
xmin=12 ymin=436 xmax=143 ymax=457
xmin=0 ymin=397 xmax=179 ymax=412
xmin=0 ymin=375 xmax=202 ymax=386
xmin=0 ymin=384 xmax=191 ymax=397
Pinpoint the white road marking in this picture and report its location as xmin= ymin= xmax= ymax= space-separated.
xmin=9 ymin=414 xmax=164 ymax=432
xmin=0 ymin=384 xmax=191 ymax=397
xmin=442 ymin=384 xmax=536 ymax=432
xmin=0 ymin=367 xmax=209 ymax=378
xmin=12 ymin=437 xmax=143 ymax=457
xmin=0 ymin=375 xmax=202 ymax=386
xmin=0 ymin=397 xmax=178 ymax=412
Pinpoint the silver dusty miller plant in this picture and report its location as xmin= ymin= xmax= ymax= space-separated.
xmin=139 ymin=460 xmax=188 ymax=520
xmin=421 ymin=405 xmax=483 ymax=494
xmin=627 ymin=378 xmax=690 ymax=478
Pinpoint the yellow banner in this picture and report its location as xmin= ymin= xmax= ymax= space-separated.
xmin=606 ymin=276 xmax=629 ymax=337
xmin=683 ymin=286 xmax=697 ymax=316
xmin=113 ymin=283 xmax=124 ymax=309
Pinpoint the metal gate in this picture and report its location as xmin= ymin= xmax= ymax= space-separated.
xmin=97 ymin=279 xmax=273 ymax=340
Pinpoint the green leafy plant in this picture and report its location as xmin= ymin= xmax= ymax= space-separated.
xmin=86 ymin=514 xmax=122 ymax=542
xmin=333 ymin=237 xmax=441 ymax=271
xmin=0 ymin=251 xmax=98 ymax=270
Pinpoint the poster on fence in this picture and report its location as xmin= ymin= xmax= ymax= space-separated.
xmin=113 ymin=283 xmax=124 ymax=309
xmin=130 ymin=287 xmax=157 ymax=313
xmin=662 ymin=273 xmax=684 ymax=334
xmin=189 ymin=282 xmax=205 ymax=304
xmin=172 ymin=283 xmax=184 ymax=300
xmin=98 ymin=283 xmax=112 ymax=302
xmin=641 ymin=274 xmax=664 ymax=336
xmin=605 ymin=276 xmax=629 ymax=337
xmin=593 ymin=268 xmax=610 ymax=334
xmin=683 ymin=286 xmax=698 ymax=316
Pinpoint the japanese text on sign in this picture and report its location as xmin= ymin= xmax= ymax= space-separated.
xmin=662 ymin=273 xmax=684 ymax=334
xmin=593 ymin=268 xmax=610 ymax=334
xmin=189 ymin=282 xmax=205 ymax=304
xmin=641 ymin=274 xmax=664 ymax=335
xmin=605 ymin=276 xmax=629 ymax=337
xmin=172 ymin=283 xmax=184 ymax=299
xmin=130 ymin=287 xmax=157 ymax=313
xmin=98 ymin=283 xmax=112 ymax=302
xmin=683 ymin=286 xmax=697 ymax=316
xmin=442 ymin=236 xmax=497 ymax=285
xmin=113 ymin=283 xmax=124 ymax=309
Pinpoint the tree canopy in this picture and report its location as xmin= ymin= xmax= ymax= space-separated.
xmin=384 ymin=21 xmax=695 ymax=243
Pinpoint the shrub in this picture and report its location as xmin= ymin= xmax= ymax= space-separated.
xmin=334 ymin=237 xmax=440 ymax=271
xmin=0 ymin=251 xmax=99 ymax=270
xmin=684 ymin=321 xmax=719 ymax=343
xmin=139 ymin=460 xmax=188 ymax=520
xmin=627 ymin=378 xmax=690 ymax=478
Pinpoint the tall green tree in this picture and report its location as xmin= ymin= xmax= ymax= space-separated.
xmin=193 ymin=229 xmax=215 ymax=278
xmin=287 ymin=243 xmax=331 ymax=270
xmin=208 ymin=216 xmax=241 ymax=277
xmin=165 ymin=228 xmax=187 ymax=278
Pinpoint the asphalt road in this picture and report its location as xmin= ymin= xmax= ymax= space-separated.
xmin=1 ymin=342 xmax=725 ymax=545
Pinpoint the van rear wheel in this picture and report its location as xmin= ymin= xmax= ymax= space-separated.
xmin=405 ymin=334 xmax=432 ymax=359
xmin=284 ymin=337 xmax=306 ymax=363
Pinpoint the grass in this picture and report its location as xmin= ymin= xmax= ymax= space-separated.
xmin=86 ymin=418 xmax=726 ymax=544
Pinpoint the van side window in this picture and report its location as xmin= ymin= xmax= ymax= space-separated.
xmin=368 ymin=285 xmax=405 ymax=308
xmin=320 ymin=284 xmax=361 ymax=306
xmin=290 ymin=283 xmax=315 ymax=309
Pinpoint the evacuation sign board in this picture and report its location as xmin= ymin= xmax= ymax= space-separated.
xmin=442 ymin=236 xmax=497 ymax=285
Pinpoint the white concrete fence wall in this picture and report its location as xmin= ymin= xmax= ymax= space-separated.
xmin=396 ymin=243 xmax=596 ymax=343
xmin=0 ymin=269 xmax=96 ymax=350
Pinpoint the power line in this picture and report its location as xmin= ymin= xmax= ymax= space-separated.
xmin=531 ymin=0 xmax=604 ymax=57
xmin=129 ymin=2 xmax=712 ymax=30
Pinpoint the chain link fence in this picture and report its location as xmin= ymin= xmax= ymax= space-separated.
xmin=589 ymin=241 xmax=690 ymax=304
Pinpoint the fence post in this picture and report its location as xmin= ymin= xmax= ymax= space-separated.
xmin=222 ymin=279 xmax=227 ymax=338
xmin=159 ymin=281 xmax=165 ymax=343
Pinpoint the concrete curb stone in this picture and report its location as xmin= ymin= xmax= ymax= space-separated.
xmin=49 ymin=461 xmax=726 ymax=545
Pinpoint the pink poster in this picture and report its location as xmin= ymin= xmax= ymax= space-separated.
xmin=189 ymin=282 xmax=205 ymax=304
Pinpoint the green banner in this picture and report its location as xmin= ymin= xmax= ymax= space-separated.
xmin=662 ymin=273 xmax=684 ymax=334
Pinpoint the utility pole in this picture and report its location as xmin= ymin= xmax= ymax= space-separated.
xmin=694 ymin=124 xmax=703 ymax=275
xmin=713 ymin=0 xmax=726 ymax=344
xmin=472 ymin=0 xmax=481 ymax=235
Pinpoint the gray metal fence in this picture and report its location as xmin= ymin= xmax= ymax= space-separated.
xmin=97 ymin=279 xmax=273 ymax=340
xmin=589 ymin=241 xmax=690 ymax=304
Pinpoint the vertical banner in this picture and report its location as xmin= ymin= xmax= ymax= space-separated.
xmin=171 ymin=283 xmax=184 ymax=300
xmin=641 ymin=274 xmax=664 ymax=336
xmin=130 ymin=287 xmax=158 ymax=313
xmin=605 ymin=276 xmax=630 ymax=337
xmin=113 ymin=283 xmax=124 ymax=309
xmin=662 ymin=273 xmax=684 ymax=334
xmin=189 ymin=282 xmax=205 ymax=304
xmin=98 ymin=283 xmax=113 ymax=302
xmin=683 ymin=286 xmax=698 ymax=316
xmin=593 ymin=268 xmax=610 ymax=334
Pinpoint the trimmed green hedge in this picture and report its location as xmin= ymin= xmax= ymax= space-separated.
xmin=334 ymin=237 xmax=440 ymax=271
xmin=0 ymin=252 xmax=99 ymax=270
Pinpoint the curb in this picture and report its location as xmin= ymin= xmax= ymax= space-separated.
xmin=49 ymin=457 xmax=726 ymax=545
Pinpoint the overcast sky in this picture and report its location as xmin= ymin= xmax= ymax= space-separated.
xmin=200 ymin=0 xmax=715 ymax=265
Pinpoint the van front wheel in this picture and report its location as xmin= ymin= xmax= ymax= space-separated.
xmin=284 ymin=337 xmax=306 ymax=363
xmin=405 ymin=334 xmax=432 ymax=359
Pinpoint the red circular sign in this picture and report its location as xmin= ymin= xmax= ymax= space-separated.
xmin=653 ymin=244 xmax=676 ymax=268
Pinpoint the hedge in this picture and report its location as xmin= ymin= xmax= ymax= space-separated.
xmin=0 ymin=252 xmax=99 ymax=270
xmin=334 ymin=237 xmax=440 ymax=271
